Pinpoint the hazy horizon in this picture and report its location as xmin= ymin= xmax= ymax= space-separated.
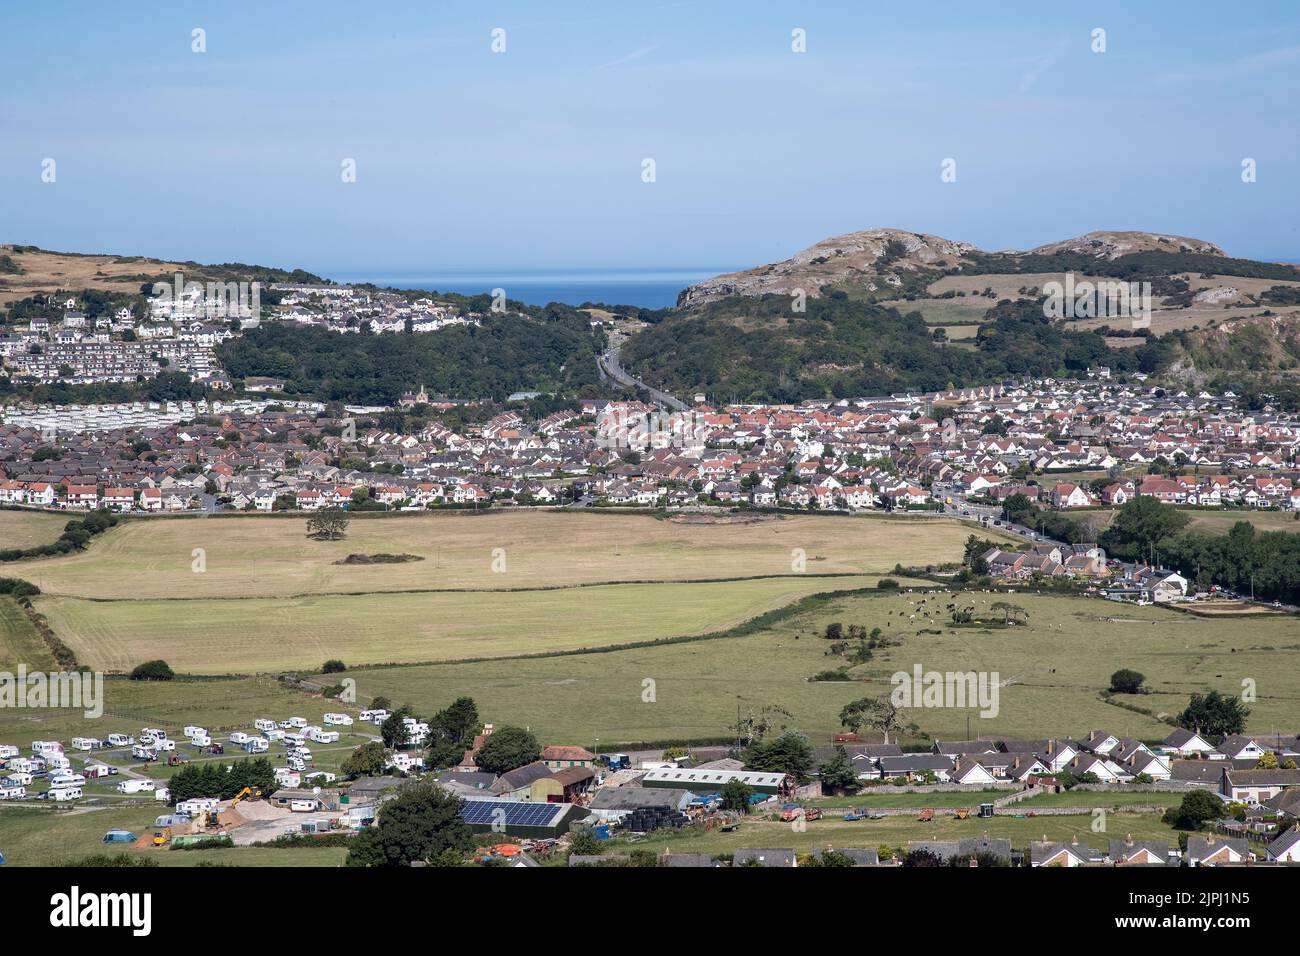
xmin=3 ymin=1 xmax=1298 ymax=272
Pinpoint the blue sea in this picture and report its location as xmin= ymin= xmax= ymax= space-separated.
xmin=327 ymin=268 xmax=730 ymax=310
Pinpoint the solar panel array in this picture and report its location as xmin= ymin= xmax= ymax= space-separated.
xmin=459 ymin=798 xmax=565 ymax=828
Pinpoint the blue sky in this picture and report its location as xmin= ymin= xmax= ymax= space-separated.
xmin=2 ymin=1 xmax=1298 ymax=274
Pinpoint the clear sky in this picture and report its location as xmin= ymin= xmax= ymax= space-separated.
xmin=2 ymin=1 xmax=1297 ymax=274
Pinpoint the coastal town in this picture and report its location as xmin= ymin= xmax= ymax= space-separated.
xmin=3 ymin=360 xmax=1298 ymax=602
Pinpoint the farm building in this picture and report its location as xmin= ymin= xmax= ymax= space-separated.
xmin=639 ymin=767 xmax=792 ymax=795
xmin=458 ymin=797 xmax=590 ymax=837
xmin=586 ymin=786 xmax=694 ymax=824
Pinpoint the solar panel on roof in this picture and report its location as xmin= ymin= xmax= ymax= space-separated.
xmin=459 ymin=798 xmax=565 ymax=828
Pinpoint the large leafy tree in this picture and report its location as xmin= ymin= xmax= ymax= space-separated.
xmin=1163 ymin=789 xmax=1226 ymax=831
xmin=1177 ymin=690 xmax=1250 ymax=740
xmin=744 ymin=730 xmax=814 ymax=779
xmin=346 ymin=781 xmax=472 ymax=867
xmin=818 ymin=745 xmax=859 ymax=792
xmin=839 ymin=696 xmax=902 ymax=744
xmin=473 ymin=726 xmax=540 ymax=774
xmin=306 ymin=506 xmax=350 ymax=540
xmin=340 ymin=741 xmax=389 ymax=779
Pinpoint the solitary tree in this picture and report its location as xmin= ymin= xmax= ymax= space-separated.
xmin=1177 ymin=690 xmax=1250 ymax=740
xmin=473 ymin=726 xmax=540 ymax=774
xmin=1109 ymin=669 xmax=1146 ymax=694
xmin=839 ymin=696 xmax=903 ymax=744
xmin=307 ymin=506 xmax=350 ymax=540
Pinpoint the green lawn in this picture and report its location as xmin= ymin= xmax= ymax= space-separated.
xmin=1013 ymin=790 xmax=1184 ymax=809
xmin=612 ymin=810 xmax=1178 ymax=857
xmin=0 ymin=596 xmax=54 ymax=670
xmin=0 ymin=805 xmax=346 ymax=866
xmin=0 ymin=674 xmax=357 ymax=745
xmin=36 ymin=576 xmax=875 ymax=674
xmin=810 ymin=790 xmax=1008 ymax=809
xmin=342 ymin=589 xmax=1300 ymax=745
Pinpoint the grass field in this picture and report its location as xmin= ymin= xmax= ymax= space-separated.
xmin=0 ymin=806 xmax=347 ymax=866
xmin=36 ymin=576 xmax=890 ymax=674
xmin=3 ymin=511 xmax=995 ymax=600
xmin=5 ymin=510 xmax=1009 ymax=675
xmin=340 ymin=589 xmax=1300 ymax=745
xmin=0 ymin=509 xmax=71 ymax=551
xmin=611 ymin=810 xmax=1179 ymax=858
xmin=0 ymin=674 xmax=340 ymax=743
xmin=0 ymin=596 xmax=54 ymax=670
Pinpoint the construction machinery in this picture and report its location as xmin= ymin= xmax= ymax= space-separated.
xmin=150 ymin=828 xmax=171 ymax=847
xmin=917 ymin=808 xmax=935 ymax=823
xmin=954 ymin=807 xmax=971 ymax=820
xmin=231 ymin=786 xmax=261 ymax=804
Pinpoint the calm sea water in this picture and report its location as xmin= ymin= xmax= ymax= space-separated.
xmin=327 ymin=268 xmax=730 ymax=309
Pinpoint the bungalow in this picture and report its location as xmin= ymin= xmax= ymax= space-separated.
xmin=949 ymin=758 xmax=998 ymax=786
xmin=1186 ymin=835 xmax=1251 ymax=866
xmin=1215 ymin=735 xmax=1266 ymax=762
xmin=1161 ymin=728 xmax=1217 ymax=758
xmin=733 ymin=848 xmax=797 ymax=868
xmin=1030 ymin=839 xmax=1097 ymax=867
xmin=1065 ymin=753 xmax=1129 ymax=783
xmin=1265 ymin=827 xmax=1300 ymax=863
xmin=1108 ymin=837 xmax=1170 ymax=866
xmin=877 ymin=754 xmax=955 ymax=783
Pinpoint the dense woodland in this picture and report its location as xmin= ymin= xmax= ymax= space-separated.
xmin=623 ymin=294 xmax=1171 ymax=402
xmin=217 ymin=312 xmax=602 ymax=404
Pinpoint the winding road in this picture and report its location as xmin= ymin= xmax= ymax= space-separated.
xmin=598 ymin=342 xmax=689 ymax=412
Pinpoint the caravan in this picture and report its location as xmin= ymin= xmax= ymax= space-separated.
xmin=106 ymin=734 xmax=134 ymax=748
xmin=71 ymin=737 xmax=102 ymax=751
xmin=0 ymin=744 xmax=19 ymax=760
xmin=188 ymin=734 xmax=212 ymax=748
xmin=49 ymin=772 xmax=86 ymax=790
xmin=176 ymin=797 xmax=219 ymax=816
xmin=242 ymin=737 xmax=269 ymax=754
xmin=32 ymin=740 xmax=63 ymax=756
xmin=228 ymin=731 xmax=250 ymax=745
xmin=46 ymin=786 xmax=82 ymax=801
xmin=116 ymin=779 xmax=155 ymax=794
xmin=254 ymin=719 xmax=277 ymax=733
xmin=308 ymin=728 xmax=340 ymax=744
xmin=322 ymin=713 xmax=353 ymax=726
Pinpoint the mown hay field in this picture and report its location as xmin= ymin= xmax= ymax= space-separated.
xmin=5 ymin=511 xmax=999 ymax=600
